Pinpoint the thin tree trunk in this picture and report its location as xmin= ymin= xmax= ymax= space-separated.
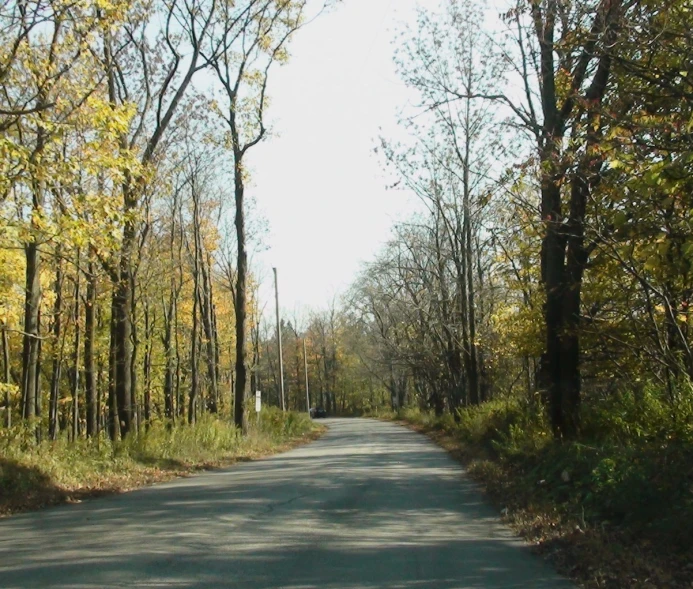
xmin=295 ymin=343 xmax=302 ymax=411
xmin=189 ymin=290 xmax=200 ymax=426
xmin=2 ymin=325 xmax=10 ymax=428
xmin=175 ymin=293 xmax=183 ymax=421
xmin=162 ymin=294 xmax=176 ymax=421
xmin=21 ymin=101 xmax=49 ymax=438
xmin=163 ymin=194 xmax=182 ymax=423
xmin=130 ymin=272 xmax=138 ymax=436
xmin=84 ymin=260 xmax=97 ymax=437
xmin=143 ymin=302 xmax=152 ymax=427
xmin=200 ymin=249 xmax=218 ymax=413
xmin=188 ymin=182 xmax=203 ymax=424
xmin=97 ymin=357 xmax=104 ymax=438
xmin=34 ymin=309 xmax=43 ymax=441
xmin=463 ymin=187 xmax=480 ymax=406
xmin=70 ymin=255 xmax=81 ymax=442
xmin=21 ymin=240 xmax=41 ymax=423
xmin=48 ymin=257 xmax=65 ymax=440
xmin=209 ymin=260 xmax=221 ymax=406
xmin=108 ymin=297 xmax=119 ymax=441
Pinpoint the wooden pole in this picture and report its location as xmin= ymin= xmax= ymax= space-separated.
xmin=303 ymin=338 xmax=310 ymax=414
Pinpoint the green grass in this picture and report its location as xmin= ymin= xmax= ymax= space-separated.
xmin=400 ymin=392 xmax=693 ymax=542
xmin=0 ymin=408 xmax=320 ymax=515
xmin=392 ymin=388 xmax=693 ymax=586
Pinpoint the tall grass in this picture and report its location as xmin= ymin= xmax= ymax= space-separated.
xmin=395 ymin=385 xmax=693 ymax=547
xmin=0 ymin=409 xmax=317 ymax=510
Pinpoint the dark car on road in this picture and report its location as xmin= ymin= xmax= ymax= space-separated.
xmin=310 ymin=407 xmax=327 ymax=418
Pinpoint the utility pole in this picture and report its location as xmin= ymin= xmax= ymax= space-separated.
xmin=273 ymin=267 xmax=285 ymax=411
xmin=303 ymin=338 xmax=310 ymax=414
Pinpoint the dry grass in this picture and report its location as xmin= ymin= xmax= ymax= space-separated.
xmin=397 ymin=417 xmax=693 ymax=589
xmin=0 ymin=411 xmax=326 ymax=517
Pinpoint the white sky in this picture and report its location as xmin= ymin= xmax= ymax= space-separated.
xmin=246 ymin=0 xmax=424 ymax=317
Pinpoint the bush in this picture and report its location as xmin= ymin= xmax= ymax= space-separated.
xmin=1 ymin=411 xmax=318 ymax=515
xmin=582 ymin=383 xmax=693 ymax=445
xmin=123 ymin=416 xmax=242 ymax=464
xmin=394 ymin=385 xmax=693 ymax=547
xmin=253 ymin=406 xmax=313 ymax=440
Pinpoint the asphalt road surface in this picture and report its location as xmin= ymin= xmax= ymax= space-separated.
xmin=0 ymin=418 xmax=574 ymax=589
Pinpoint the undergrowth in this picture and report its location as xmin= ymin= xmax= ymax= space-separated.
xmin=0 ymin=407 xmax=317 ymax=514
xmin=396 ymin=385 xmax=693 ymax=552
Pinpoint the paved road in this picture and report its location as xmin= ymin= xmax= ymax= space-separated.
xmin=0 ymin=418 xmax=574 ymax=588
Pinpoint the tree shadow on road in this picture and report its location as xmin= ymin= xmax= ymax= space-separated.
xmin=0 ymin=420 xmax=574 ymax=588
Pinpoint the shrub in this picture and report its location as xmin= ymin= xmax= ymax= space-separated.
xmin=395 ymin=384 xmax=693 ymax=546
xmin=1 ymin=411 xmax=317 ymax=515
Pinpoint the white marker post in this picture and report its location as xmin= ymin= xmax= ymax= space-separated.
xmin=255 ymin=391 xmax=261 ymax=426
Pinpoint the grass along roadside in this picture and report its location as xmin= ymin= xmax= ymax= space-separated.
xmin=0 ymin=407 xmax=325 ymax=517
xmin=381 ymin=398 xmax=693 ymax=589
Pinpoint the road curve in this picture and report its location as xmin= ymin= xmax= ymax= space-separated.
xmin=0 ymin=418 xmax=574 ymax=588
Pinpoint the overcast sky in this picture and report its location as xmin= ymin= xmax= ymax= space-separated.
xmin=244 ymin=0 xmax=424 ymax=319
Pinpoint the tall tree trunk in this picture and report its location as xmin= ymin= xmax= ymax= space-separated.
xmin=34 ymin=309 xmax=43 ymax=441
xmin=162 ymin=293 xmax=176 ymax=421
xmin=209 ymin=259 xmax=221 ymax=406
xmin=233 ymin=149 xmax=248 ymax=431
xmin=175 ymin=298 xmax=184 ymax=422
xmin=295 ymin=344 xmax=302 ymax=411
xmin=189 ymin=184 xmax=203 ymax=424
xmin=452 ymin=207 xmax=474 ymax=407
xmin=200 ymin=250 xmax=218 ymax=413
xmin=463 ymin=167 xmax=480 ymax=407
xmin=143 ymin=302 xmax=152 ymax=427
xmin=108 ymin=296 xmax=119 ymax=441
xmin=559 ymin=172 xmax=591 ymax=436
xmin=21 ymin=240 xmax=41 ymax=424
xmin=175 ymin=209 xmax=184 ymax=422
xmin=130 ymin=272 xmax=139 ymax=436
xmin=111 ymin=269 xmax=133 ymax=438
xmin=531 ymin=0 xmax=622 ymax=439
xmin=163 ymin=194 xmax=182 ymax=423
xmin=103 ymin=22 xmax=136 ymax=441
xmin=540 ymin=166 xmax=566 ymax=437
xmin=22 ymin=99 xmax=49 ymax=438
xmin=2 ymin=325 xmax=10 ymax=428
xmin=70 ymin=256 xmax=81 ymax=442
xmin=84 ymin=260 xmax=97 ymax=438
xmin=48 ymin=257 xmax=64 ymax=440
xmin=189 ymin=259 xmax=200 ymax=425
xmin=97 ymin=357 xmax=104 ymax=437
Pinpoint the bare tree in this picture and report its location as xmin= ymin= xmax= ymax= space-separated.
xmin=207 ymin=0 xmax=321 ymax=430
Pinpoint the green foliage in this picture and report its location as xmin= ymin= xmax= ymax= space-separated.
xmin=122 ymin=416 xmax=242 ymax=465
xmin=398 ymin=385 xmax=693 ymax=546
xmin=456 ymin=399 xmax=549 ymax=456
xmin=0 ymin=412 xmax=316 ymax=513
xmin=582 ymin=384 xmax=693 ymax=444
xmin=253 ymin=406 xmax=313 ymax=440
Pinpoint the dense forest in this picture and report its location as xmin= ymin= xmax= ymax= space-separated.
xmin=0 ymin=0 xmax=326 ymax=440
xmin=2 ymin=0 xmax=692 ymax=457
